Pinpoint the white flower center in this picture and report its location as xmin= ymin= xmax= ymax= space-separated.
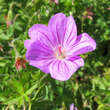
xmin=54 ymin=46 xmax=66 ymax=60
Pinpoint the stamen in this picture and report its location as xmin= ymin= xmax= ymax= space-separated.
xmin=54 ymin=46 xmax=66 ymax=60
xmin=58 ymin=46 xmax=62 ymax=55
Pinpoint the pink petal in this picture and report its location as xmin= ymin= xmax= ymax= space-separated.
xmin=48 ymin=13 xmax=77 ymax=48
xmin=63 ymin=16 xmax=77 ymax=48
xmin=28 ymin=24 xmax=54 ymax=48
xmin=67 ymin=33 xmax=96 ymax=56
xmin=67 ymin=56 xmax=84 ymax=67
xmin=25 ymin=41 xmax=55 ymax=73
xmin=26 ymin=41 xmax=54 ymax=61
xmin=24 ymin=40 xmax=33 ymax=49
xmin=48 ymin=13 xmax=66 ymax=46
xmin=49 ymin=58 xmax=83 ymax=81
xmin=29 ymin=60 xmax=53 ymax=73
xmin=28 ymin=24 xmax=47 ymax=40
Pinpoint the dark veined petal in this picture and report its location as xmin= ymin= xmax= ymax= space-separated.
xmin=28 ymin=24 xmax=54 ymax=47
xmin=25 ymin=41 xmax=55 ymax=73
xmin=26 ymin=41 xmax=54 ymax=61
xmin=67 ymin=33 xmax=96 ymax=56
xmin=63 ymin=16 xmax=77 ymax=48
xmin=48 ymin=13 xmax=67 ymax=46
xmin=49 ymin=58 xmax=83 ymax=81
xmin=67 ymin=56 xmax=84 ymax=67
xmin=28 ymin=24 xmax=48 ymax=40
xmin=29 ymin=60 xmax=53 ymax=74
xmin=48 ymin=13 xmax=77 ymax=48
xmin=24 ymin=40 xmax=33 ymax=49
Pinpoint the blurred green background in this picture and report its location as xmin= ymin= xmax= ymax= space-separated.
xmin=0 ymin=0 xmax=110 ymax=110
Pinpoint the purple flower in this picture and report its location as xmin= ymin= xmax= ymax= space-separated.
xmin=24 ymin=13 xmax=96 ymax=81
xmin=70 ymin=103 xmax=78 ymax=110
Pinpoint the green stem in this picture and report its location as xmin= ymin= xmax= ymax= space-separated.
xmin=81 ymin=18 xmax=84 ymax=33
xmin=28 ymin=102 xmax=32 ymax=110
xmin=10 ymin=38 xmax=20 ymax=58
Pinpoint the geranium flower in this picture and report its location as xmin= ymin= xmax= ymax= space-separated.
xmin=24 ymin=13 xmax=96 ymax=81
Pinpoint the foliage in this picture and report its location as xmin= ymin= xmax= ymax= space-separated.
xmin=0 ymin=0 xmax=110 ymax=110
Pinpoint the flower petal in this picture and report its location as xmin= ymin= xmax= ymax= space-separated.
xmin=67 ymin=56 xmax=84 ymax=67
xmin=25 ymin=41 xmax=55 ymax=73
xmin=63 ymin=16 xmax=77 ymax=48
xmin=29 ymin=60 xmax=53 ymax=73
xmin=48 ymin=13 xmax=66 ymax=46
xmin=26 ymin=41 xmax=54 ymax=61
xmin=28 ymin=24 xmax=54 ymax=47
xmin=49 ymin=59 xmax=83 ymax=81
xmin=67 ymin=33 xmax=96 ymax=56
xmin=24 ymin=40 xmax=33 ymax=49
xmin=48 ymin=13 xmax=77 ymax=47
xmin=28 ymin=24 xmax=47 ymax=40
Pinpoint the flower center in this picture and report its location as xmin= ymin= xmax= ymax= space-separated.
xmin=55 ymin=46 xmax=66 ymax=60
